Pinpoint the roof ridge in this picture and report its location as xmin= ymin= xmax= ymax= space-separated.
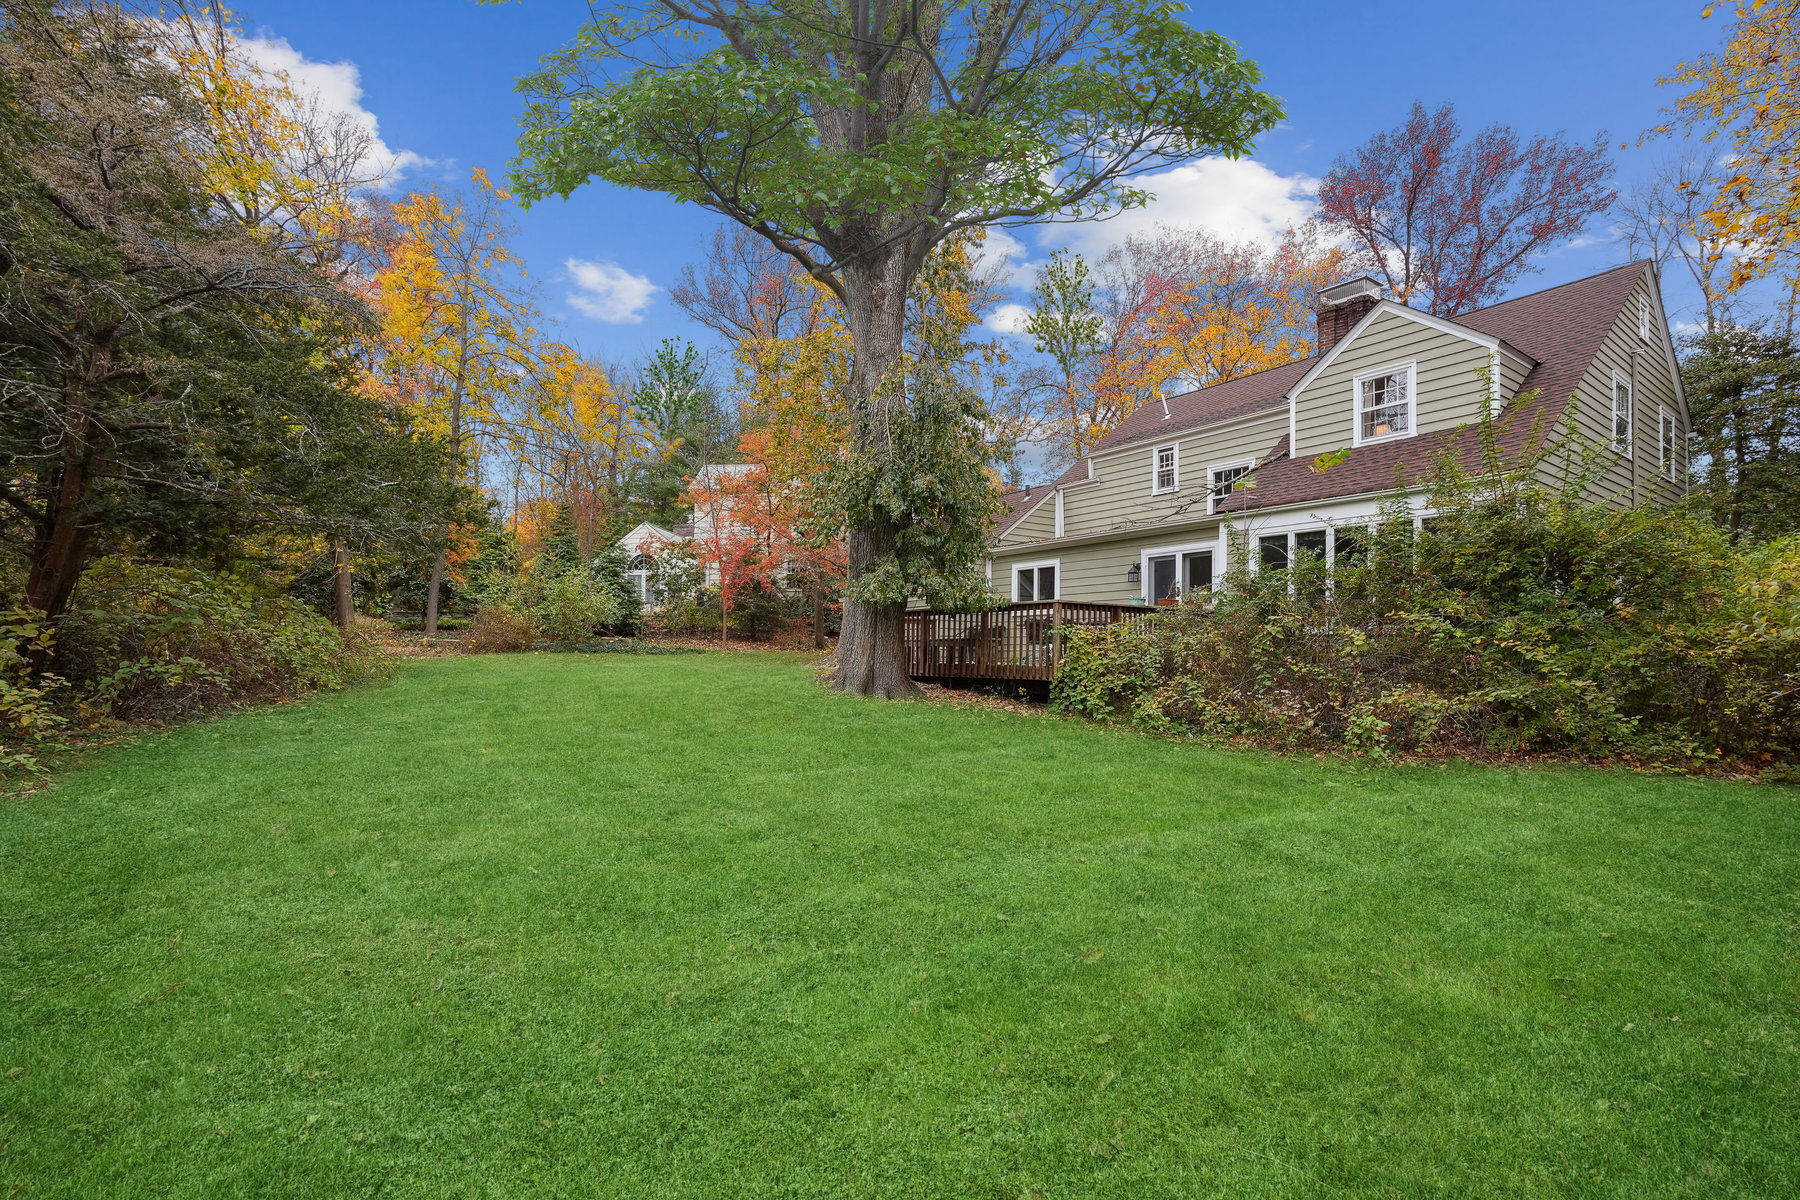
xmin=1458 ymin=260 xmax=1646 ymax=318
xmin=1157 ymin=352 xmax=1319 ymax=404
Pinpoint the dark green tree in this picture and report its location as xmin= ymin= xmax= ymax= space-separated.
xmin=1681 ymin=323 xmax=1800 ymax=541
xmin=0 ymin=2 xmax=468 ymax=627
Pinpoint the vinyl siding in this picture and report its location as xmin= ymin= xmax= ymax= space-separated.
xmin=994 ymin=411 xmax=1285 ymax=554
xmin=1556 ymin=269 xmax=1687 ymax=507
xmin=991 ymin=521 xmax=1227 ymax=605
xmin=1291 ymin=309 xmax=1494 ymax=458
xmin=1002 ymin=493 xmax=1057 ymax=543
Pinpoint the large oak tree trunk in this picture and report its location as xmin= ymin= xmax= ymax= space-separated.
xmin=832 ymin=246 xmax=916 ymax=698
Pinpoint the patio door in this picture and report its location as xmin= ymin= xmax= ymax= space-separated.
xmin=1147 ymin=554 xmax=1178 ymax=604
xmin=1183 ymin=551 xmax=1213 ymax=596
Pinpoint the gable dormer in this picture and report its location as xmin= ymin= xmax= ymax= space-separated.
xmin=1285 ymin=287 xmax=1536 ymax=460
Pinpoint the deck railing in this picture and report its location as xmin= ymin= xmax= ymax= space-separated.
xmin=904 ymin=601 xmax=1150 ymax=683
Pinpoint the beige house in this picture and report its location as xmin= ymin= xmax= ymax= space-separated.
xmin=987 ymin=262 xmax=1688 ymax=606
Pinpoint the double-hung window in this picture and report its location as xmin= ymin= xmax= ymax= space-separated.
xmin=1659 ymin=408 xmax=1680 ymax=480
xmin=1152 ymin=444 xmax=1179 ymax=494
xmin=1014 ymin=561 xmax=1057 ymax=602
xmin=1207 ymin=461 xmax=1252 ymax=513
xmin=1354 ymin=362 xmax=1415 ymax=445
xmin=1612 ymin=371 xmax=1633 ymax=454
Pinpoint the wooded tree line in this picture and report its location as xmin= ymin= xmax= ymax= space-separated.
xmin=0 ymin=0 xmax=742 ymax=649
xmin=7 ymin=0 xmax=1797 ymax=712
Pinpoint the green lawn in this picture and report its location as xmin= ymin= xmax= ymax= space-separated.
xmin=2 ymin=654 xmax=1797 ymax=1198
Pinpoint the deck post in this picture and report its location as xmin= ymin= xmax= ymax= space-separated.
xmin=1051 ymin=600 xmax=1063 ymax=675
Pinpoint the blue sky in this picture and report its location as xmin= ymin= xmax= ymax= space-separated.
xmin=251 ymin=0 xmax=1731 ymax=363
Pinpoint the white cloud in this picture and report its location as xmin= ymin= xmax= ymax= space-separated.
xmin=565 ymin=258 xmax=659 ymax=324
xmin=985 ymin=302 xmax=1033 ymax=337
xmin=974 ymin=226 xmax=1037 ymax=288
xmin=233 ymin=33 xmax=428 ymax=187
xmin=1054 ymin=156 xmax=1320 ymax=259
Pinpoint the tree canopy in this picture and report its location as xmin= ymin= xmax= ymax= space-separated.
xmin=507 ymin=0 xmax=1285 ymax=694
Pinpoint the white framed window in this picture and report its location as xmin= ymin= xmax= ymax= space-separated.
xmin=1206 ymin=459 xmax=1255 ymax=514
xmin=1138 ymin=538 xmax=1220 ymax=605
xmin=1639 ymin=296 xmax=1653 ymax=343
xmin=1352 ymin=361 xmax=1417 ymax=446
xmin=1658 ymin=407 xmax=1680 ymax=480
xmin=1612 ymin=371 xmax=1633 ymax=455
xmin=1013 ymin=559 xmax=1059 ymax=602
xmin=1151 ymin=443 xmax=1179 ymax=494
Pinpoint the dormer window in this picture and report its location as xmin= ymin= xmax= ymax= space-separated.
xmin=1353 ymin=362 xmax=1416 ymax=445
xmin=1151 ymin=444 xmax=1179 ymax=494
xmin=1207 ymin=461 xmax=1253 ymax=513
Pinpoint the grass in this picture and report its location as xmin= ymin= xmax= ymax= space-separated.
xmin=1 ymin=653 xmax=1797 ymax=1198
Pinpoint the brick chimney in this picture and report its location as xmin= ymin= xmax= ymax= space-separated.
xmin=1315 ymin=276 xmax=1382 ymax=353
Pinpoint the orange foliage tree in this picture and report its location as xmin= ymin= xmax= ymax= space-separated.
xmin=1025 ymin=225 xmax=1344 ymax=458
xmin=1656 ymin=0 xmax=1800 ymax=292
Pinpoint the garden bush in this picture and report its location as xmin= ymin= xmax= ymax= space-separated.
xmin=470 ymin=556 xmax=632 ymax=650
xmin=47 ymin=560 xmax=389 ymax=724
xmin=464 ymin=603 xmax=537 ymax=653
xmin=1053 ymin=421 xmax=1800 ymax=771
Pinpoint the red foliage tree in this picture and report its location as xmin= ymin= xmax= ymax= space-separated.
xmin=1317 ymin=101 xmax=1616 ymax=316
xmin=683 ymin=454 xmax=847 ymax=647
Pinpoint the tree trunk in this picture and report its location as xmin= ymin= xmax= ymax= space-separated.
xmin=832 ymin=246 xmax=917 ymax=697
xmin=424 ymin=548 xmax=447 ymax=633
xmin=332 ymin=543 xmax=354 ymax=631
xmin=24 ymin=410 xmax=100 ymax=622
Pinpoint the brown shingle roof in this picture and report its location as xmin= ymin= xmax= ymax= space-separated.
xmin=1090 ymin=356 xmax=1315 ymax=455
xmin=994 ymin=459 xmax=1091 ymax=537
xmin=1218 ymin=262 xmax=1648 ymax=514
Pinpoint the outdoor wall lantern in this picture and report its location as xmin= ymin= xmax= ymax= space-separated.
xmin=1124 ymin=564 xmax=1141 ymax=584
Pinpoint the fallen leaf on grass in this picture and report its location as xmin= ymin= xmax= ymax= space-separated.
xmin=1081 ymin=947 xmax=1105 ymax=964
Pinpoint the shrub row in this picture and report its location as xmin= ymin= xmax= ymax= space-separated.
xmin=3 ymin=560 xmax=390 ymax=772
xmin=1052 ymin=450 xmax=1800 ymax=773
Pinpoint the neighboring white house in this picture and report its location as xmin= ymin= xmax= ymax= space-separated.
xmin=613 ymin=463 xmax=760 ymax=603
xmin=687 ymin=463 xmax=757 ymax=586
xmin=616 ymin=521 xmax=680 ymax=605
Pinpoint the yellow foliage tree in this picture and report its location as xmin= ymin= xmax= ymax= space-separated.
xmin=507 ymin=347 xmax=663 ymax=559
xmin=1659 ymin=0 xmax=1800 ymax=289
xmin=156 ymin=2 xmax=389 ymax=273
xmin=371 ymin=168 xmax=542 ymax=630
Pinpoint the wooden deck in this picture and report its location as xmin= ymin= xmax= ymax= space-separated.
xmin=904 ymin=601 xmax=1148 ymax=684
